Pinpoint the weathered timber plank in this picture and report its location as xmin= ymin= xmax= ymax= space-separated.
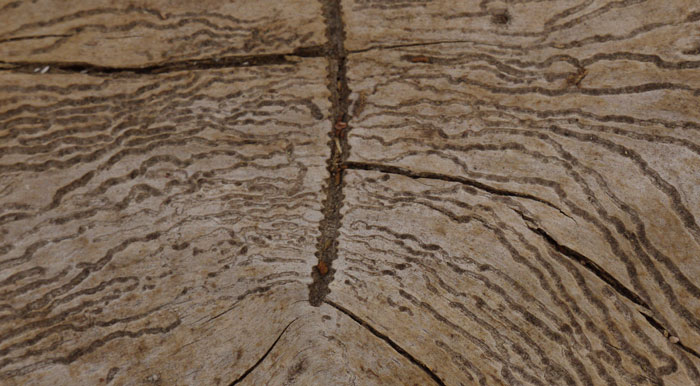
xmin=0 ymin=61 xmax=331 ymax=385
xmin=330 ymin=169 xmax=700 ymax=385
xmin=0 ymin=0 xmax=325 ymax=67
xmin=334 ymin=0 xmax=700 ymax=384
xmin=341 ymin=3 xmax=700 ymax=366
xmin=341 ymin=0 xmax=700 ymax=62
xmin=237 ymin=304 xmax=437 ymax=385
xmin=2 ymin=0 xmax=700 ymax=385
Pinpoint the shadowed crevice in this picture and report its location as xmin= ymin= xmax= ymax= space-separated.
xmin=530 ymin=225 xmax=650 ymax=307
xmin=348 ymin=39 xmax=488 ymax=54
xmin=526 ymin=224 xmax=700 ymax=361
xmin=308 ymin=0 xmax=351 ymax=306
xmin=325 ymin=300 xmax=446 ymax=385
xmin=0 ymin=45 xmax=327 ymax=75
xmin=345 ymin=161 xmax=574 ymax=219
xmin=0 ymin=33 xmax=72 ymax=44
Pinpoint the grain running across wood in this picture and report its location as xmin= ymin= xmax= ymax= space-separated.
xmin=335 ymin=0 xmax=700 ymax=384
xmin=0 ymin=0 xmax=325 ymax=67
xmin=332 ymin=169 xmax=700 ymax=385
xmin=1 ymin=0 xmax=699 ymax=384
xmin=0 ymin=61 xmax=333 ymax=384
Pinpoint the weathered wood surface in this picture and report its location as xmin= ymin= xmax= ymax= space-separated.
xmin=1 ymin=0 xmax=700 ymax=384
xmin=331 ymin=170 xmax=700 ymax=385
xmin=333 ymin=0 xmax=700 ymax=384
xmin=0 ymin=62 xmax=336 ymax=384
xmin=0 ymin=0 xmax=325 ymax=67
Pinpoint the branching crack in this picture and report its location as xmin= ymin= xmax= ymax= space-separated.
xmin=228 ymin=318 xmax=297 ymax=385
xmin=325 ymin=300 xmax=446 ymax=385
xmin=342 ymin=159 xmax=700 ymax=360
xmin=345 ymin=161 xmax=574 ymax=220
xmin=0 ymin=45 xmax=326 ymax=75
xmin=308 ymin=0 xmax=351 ymax=306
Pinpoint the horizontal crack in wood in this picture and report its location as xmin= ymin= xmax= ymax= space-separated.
xmin=345 ymin=161 xmax=574 ymax=220
xmin=0 ymin=34 xmax=73 ymax=44
xmin=0 ymin=45 xmax=327 ymax=75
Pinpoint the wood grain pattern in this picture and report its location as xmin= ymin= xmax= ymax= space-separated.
xmin=0 ymin=61 xmax=331 ymax=385
xmin=335 ymin=0 xmax=700 ymax=383
xmin=0 ymin=0 xmax=325 ymax=67
xmin=238 ymin=304 xmax=437 ymax=385
xmin=2 ymin=0 xmax=700 ymax=384
xmin=342 ymin=0 xmax=700 ymax=60
xmin=344 ymin=44 xmax=700 ymax=349
xmin=331 ymin=169 xmax=700 ymax=385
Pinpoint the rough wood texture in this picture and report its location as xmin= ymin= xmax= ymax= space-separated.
xmin=341 ymin=0 xmax=700 ymax=59
xmin=238 ymin=304 xmax=436 ymax=385
xmin=0 ymin=0 xmax=325 ymax=67
xmin=331 ymin=170 xmax=700 ymax=385
xmin=334 ymin=0 xmax=700 ymax=384
xmin=2 ymin=0 xmax=700 ymax=384
xmin=0 ymin=62 xmax=332 ymax=384
xmin=344 ymin=40 xmax=700 ymax=355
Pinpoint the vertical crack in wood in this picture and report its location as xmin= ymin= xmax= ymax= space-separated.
xmin=325 ymin=300 xmax=446 ymax=385
xmin=308 ymin=0 xmax=351 ymax=306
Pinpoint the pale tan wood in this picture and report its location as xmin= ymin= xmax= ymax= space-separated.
xmin=0 ymin=61 xmax=332 ymax=385
xmin=332 ymin=0 xmax=700 ymax=384
xmin=239 ymin=304 xmax=437 ymax=385
xmin=1 ymin=0 xmax=700 ymax=384
xmin=0 ymin=0 xmax=326 ymax=67
xmin=344 ymin=42 xmax=700 ymax=354
xmin=341 ymin=0 xmax=699 ymax=62
xmin=331 ymin=169 xmax=700 ymax=385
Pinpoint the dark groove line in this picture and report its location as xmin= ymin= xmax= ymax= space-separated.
xmin=228 ymin=318 xmax=297 ymax=386
xmin=531 ymin=226 xmax=649 ymax=307
xmin=0 ymin=34 xmax=72 ymax=44
xmin=677 ymin=341 xmax=700 ymax=361
xmin=348 ymin=40 xmax=485 ymax=54
xmin=325 ymin=300 xmax=446 ymax=385
xmin=308 ymin=0 xmax=351 ymax=306
xmin=347 ymin=160 xmax=700 ymax=361
xmin=529 ymin=225 xmax=700 ymax=361
xmin=0 ymin=45 xmax=326 ymax=75
xmin=345 ymin=161 xmax=573 ymax=219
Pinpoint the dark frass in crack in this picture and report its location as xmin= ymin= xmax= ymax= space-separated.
xmin=308 ymin=0 xmax=351 ymax=306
